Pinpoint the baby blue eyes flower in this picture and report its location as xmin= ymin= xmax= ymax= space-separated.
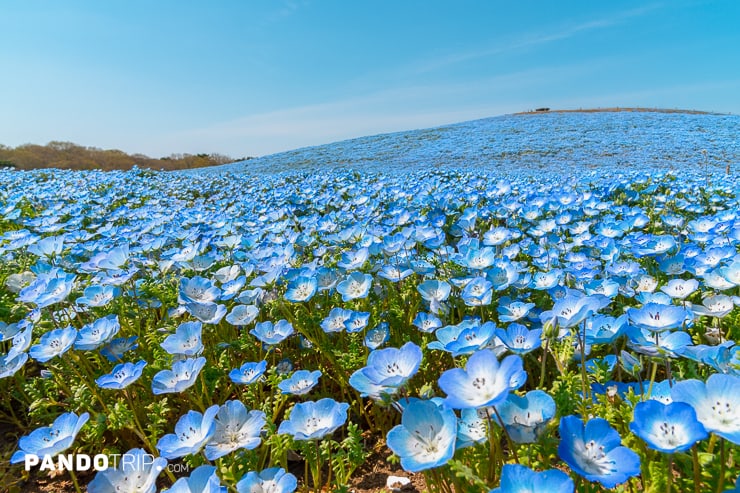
xmin=179 ymin=276 xmax=221 ymax=304
xmin=29 ymin=326 xmax=77 ymax=363
xmin=490 ymin=464 xmax=574 ymax=493
xmin=76 ymin=284 xmax=120 ymax=307
xmin=204 ymin=400 xmax=266 ymax=460
xmin=185 ymin=301 xmax=227 ymax=324
xmin=671 ymin=373 xmax=740 ymax=444
xmin=225 ymin=304 xmax=259 ymax=326
xmin=75 ymin=314 xmax=120 ymax=350
xmin=152 ymin=356 xmax=207 ymax=395
xmin=0 ymin=351 xmax=29 ymax=379
xmin=156 ymin=405 xmax=219 ymax=459
xmin=461 ymin=277 xmax=493 ymax=306
xmin=495 ymin=390 xmax=556 ymax=444
xmin=278 ymin=369 xmax=322 ymax=395
xmin=558 ymin=415 xmax=640 ymax=488
xmin=438 ymin=350 xmax=527 ymax=409
xmin=412 ymin=312 xmax=442 ymax=333
xmin=229 ymin=360 xmax=268 ymax=385
xmin=628 ymin=302 xmax=689 ymax=332
xmin=236 ymin=467 xmax=298 ymax=493
xmin=659 ymin=278 xmax=699 ymax=300
xmin=364 ymin=322 xmax=390 ymax=349
xmin=349 ymin=342 xmax=422 ymax=398
xmin=88 ymin=448 xmax=167 ymax=493
xmin=495 ymin=323 xmax=542 ymax=355
xmin=416 ymin=279 xmax=451 ymax=303
xmin=96 ymin=360 xmax=147 ymax=390
xmin=251 ymin=319 xmax=294 ymax=345
xmin=540 ymin=292 xmax=608 ymax=329
xmin=277 ymin=398 xmax=349 ymax=440
xmin=100 ymin=335 xmax=138 ymax=362
xmin=336 ymin=272 xmax=373 ymax=302
xmin=161 ymin=321 xmax=204 ymax=356
xmin=167 ymin=465 xmax=226 ymax=493
xmin=10 ymin=411 xmax=90 ymax=464
xmin=284 ymin=275 xmax=318 ymax=302
xmin=386 ymin=400 xmax=457 ymax=472
xmin=497 ymin=300 xmax=536 ymax=323
xmin=629 ymin=400 xmax=708 ymax=453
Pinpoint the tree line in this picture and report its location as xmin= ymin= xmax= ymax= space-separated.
xmin=0 ymin=141 xmax=250 ymax=171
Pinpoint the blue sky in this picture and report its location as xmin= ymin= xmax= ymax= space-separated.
xmin=1 ymin=0 xmax=739 ymax=158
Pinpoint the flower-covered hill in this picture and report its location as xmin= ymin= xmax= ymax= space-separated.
xmin=202 ymin=110 xmax=740 ymax=176
xmin=1 ymin=109 xmax=739 ymax=493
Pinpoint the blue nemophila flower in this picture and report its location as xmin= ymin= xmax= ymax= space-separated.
xmin=179 ymin=276 xmax=221 ymax=303
xmin=497 ymin=299 xmax=536 ymax=323
xmin=225 ymin=304 xmax=259 ymax=326
xmin=558 ymin=415 xmax=640 ymax=488
xmin=378 ymin=264 xmax=414 ymax=282
xmin=10 ymin=411 xmax=89 ymax=464
xmin=412 ymin=312 xmax=442 ymax=333
xmin=229 ymin=360 xmax=267 ymax=385
xmin=284 ymin=275 xmax=317 ymax=302
xmin=691 ymin=294 xmax=735 ymax=319
xmin=428 ymin=319 xmax=499 ymax=357
xmin=490 ymin=464 xmax=574 ymax=493
xmin=386 ymin=399 xmax=457 ymax=472
xmin=627 ymin=302 xmax=689 ymax=332
xmin=278 ymin=369 xmax=322 ymax=395
xmin=27 ymin=235 xmax=64 ymax=258
xmin=166 ymin=464 xmax=225 ymax=493
xmin=29 ymin=326 xmax=77 ymax=363
xmin=496 ymin=323 xmax=542 ymax=355
xmin=494 ymin=390 xmax=556 ymax=443
xmin=365 ymin=322 xmax=390 ymax=349
xmin=220 ymin=276 xmax=246 ymax=301
xmin=100 ymin=335 xmax=138 ymax=362
xmin=626 ymin=327 xmax=692 ymax=359
xmin=152 ymin=356 xmax=206 ymax=395
xmin=321 ymin=307 xmax=352 ymax=333
xmin=460 ymin=277 xmax=493 ymax=306
xmin=659 ymin=278 xmax=699 ymax=300
xmin=76 ymin=284 xmax=120 ymax=307
xmin=539 ymin=292 xmax=609 ymax=328
xmin=349 ymin=342 xmax=422 ymax=398
xmin=0 ymin=351 xmax=28 ymax=379
xmin=336 ymin=272 xmax=373 ymax=302
xmin=157 ymin=405 xmax=219 ymax=459
xmin=629 ymin=400 xmax=708 ymax=453
xmin=161 ymin=321 xmax=203 ymax=356
xmin=417 ymin=279 xmax=451 ymax=303
xmin=671 ymin=373 xmax=740 ymax=444
xmin=345 ymin=310 xmax=370 ymax=333
xmin=439 ymin=350 xmax=526 ymax=409
xmin=204 ymin=400 xmax=266 ymax=460
xmin=88 ymin=448 xmax=167 ymax=493
xmin=277 ymin=398 xmax=349 ymax=440
xmin=236 ymin=467 xmax=297 ymax=493
xmin=585 ymin=314 xmax=629 ymax=345
xmin=75 ymin=314 xmax=121 ymax=351
xmin=456 ymin=408 xmax=487 ymax=449
xmin=251 ymin=319 xmax=294 ymax=345
xmin=185 ymin=301 xmax=227 ymax=324
xmin=96 ymin=360 xmax=147 ymax=390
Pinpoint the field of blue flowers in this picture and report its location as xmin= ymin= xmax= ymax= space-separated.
xmin=1 ymin=111 xmax=739 ymax=492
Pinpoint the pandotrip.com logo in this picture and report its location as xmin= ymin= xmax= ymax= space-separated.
xmin=23 ymin=452 xmax=188 ymax=473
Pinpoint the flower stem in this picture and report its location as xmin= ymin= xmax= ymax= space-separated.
xmin=692 ymin=445 xmax=701 ymax=493
xmin=666 ymin=454 xmax=673 ymax=493
xmin=716 ymin=438 xmax=726 ymax=493
xmin=68 ymin=468 xmax=82 ymax=493
xmin=538 ymin=339 xmax=549 ymax=389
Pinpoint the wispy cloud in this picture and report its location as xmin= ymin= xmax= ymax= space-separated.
xmin=407 ymin=4 xmax=663 ymax=75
